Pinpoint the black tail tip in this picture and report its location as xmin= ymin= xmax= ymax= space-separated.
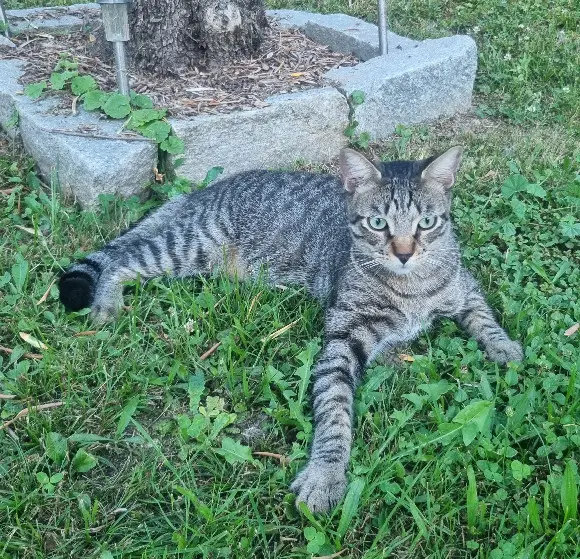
xmin=59 ymin=271 xmax=94 ymax=311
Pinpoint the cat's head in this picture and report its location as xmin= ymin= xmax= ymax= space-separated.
xmin=339 ymin=146 xmax=463 ymax=275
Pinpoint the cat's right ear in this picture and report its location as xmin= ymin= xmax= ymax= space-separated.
xmin=339 ymin=148 xmax=382 ymax=194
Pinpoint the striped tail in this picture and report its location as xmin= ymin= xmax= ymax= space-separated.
xmin=58 ymin=257 xmax=103 ymax=311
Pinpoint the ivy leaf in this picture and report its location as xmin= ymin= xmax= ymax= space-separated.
xmin=214 ymin=437 xmax=254 ymax=465
xmin=160 ymin=135 xmax=185 ymax=155
xmin=71 ymin=75 xmax=97 ymax=96
xmin=139 ymin=120 xmax=171 ymax=143
xmin=501 ymin=175 xmax=528 ymax=198
xmin=50 ymin=71 xmax=77 ymax=91
xmin=103 ymin=93 xmax=132 ymax=119
xmin=45 ymin=432 xmax=67 ymax=466
xmin=25 ymin=81 xmax=47 ymax=99
xmin=350 ymin=90 xmax=365 ymax=106
xmin=130 ymin=92 xmax=154 ymax=109
xmin=83 ymin=90 xmax=109 ymax=111
xmin=71 ymin=449 xmax=97 ymax=473
xmin=128 ymin=108 xmax=167 ymax=129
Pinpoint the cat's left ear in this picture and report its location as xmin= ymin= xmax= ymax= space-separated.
xmin=421 ymin=146 xmax=463 ymax=190
xmin=340 ymin=148 xmax=382 ymax=193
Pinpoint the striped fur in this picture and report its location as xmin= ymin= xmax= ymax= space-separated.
xmin=59 ymin=147 xmax=523 ymax=512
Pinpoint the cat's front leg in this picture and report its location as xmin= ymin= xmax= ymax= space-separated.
xmin=290 ymin=334 xmax=369 ymax=512
xmin=455 ymin=274 xmax=523 ymax=364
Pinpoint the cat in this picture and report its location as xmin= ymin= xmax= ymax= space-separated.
xmin=58 ymin=147 xmax=523 ymax=512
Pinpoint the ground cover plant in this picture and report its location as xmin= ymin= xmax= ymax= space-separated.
xmin=1 ymin=0 xmax=579 ymax=557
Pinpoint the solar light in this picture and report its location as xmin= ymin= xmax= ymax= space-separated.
xmin=96 ymin=0 xmax=132 ymax=95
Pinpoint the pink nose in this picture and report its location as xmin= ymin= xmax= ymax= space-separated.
xmin=394 ymin=252 xmax=413 ymax=264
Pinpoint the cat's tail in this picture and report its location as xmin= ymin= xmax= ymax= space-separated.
xmin=58 ymin=254 xmax=107 ymax=311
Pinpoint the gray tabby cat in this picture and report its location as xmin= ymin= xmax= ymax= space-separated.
xmin=59 ymin=147 xmax=523 ymax=512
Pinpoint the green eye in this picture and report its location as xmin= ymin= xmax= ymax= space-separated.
xmin=368 ymin=216 xmax=388 ymax=231
xmin=418 ymin=216 xmax=437 ymax=230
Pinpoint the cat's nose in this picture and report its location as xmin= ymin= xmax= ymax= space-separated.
xmin=395 ymin=252 xmax=413 ymax=264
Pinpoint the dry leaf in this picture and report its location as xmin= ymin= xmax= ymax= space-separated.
xmin=399 ymin=353 xmax=415 ymax=362
xmin=153 ymin=167 xmax=164 ymax=182
xmin=19 ymin=332 xmax=48 ymax=350
xmin=261 ymin=319 xmax=299 ymax=343
xmin=0 ymin=394 xmax=17 ymax=400
xmin=15 ymin=225 xmax=35 ymax=235
xmin=36 ymin=278 xmax=56 ymax=305
xmin=564 ymin=323 xmax=579 ymax=337
xmin=290 ymin=72 xmax=305 ymax=77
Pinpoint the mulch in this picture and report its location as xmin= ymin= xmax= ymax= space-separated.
xmin=1 ymin=18 xmax=358 ymax=117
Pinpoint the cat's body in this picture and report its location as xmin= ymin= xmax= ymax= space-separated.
xmin=59 ymin=148 xmax=523 ymax=512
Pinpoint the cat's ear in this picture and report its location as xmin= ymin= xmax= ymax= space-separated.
xmin=340 ymin=148 xmax=382 ymax=193
xmin=421 ymin=146 xmax=463 ymax=190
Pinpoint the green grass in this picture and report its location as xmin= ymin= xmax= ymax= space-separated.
xmin=1 ymin=0 xmax=579 ymax=557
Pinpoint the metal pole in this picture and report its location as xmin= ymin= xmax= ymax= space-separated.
xmin=0 ymin=0 xmax=10 ymax=38
xmin=113 ymin=41 xmax=130 ymax=95
xmin=378 ymin=0 xmax=388 ymax=55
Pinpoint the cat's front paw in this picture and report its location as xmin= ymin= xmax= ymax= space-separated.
xmin=290 ymin=462 xmax=347 ymax=513
xmin=485 ymin=339 xmax=524 ymax=364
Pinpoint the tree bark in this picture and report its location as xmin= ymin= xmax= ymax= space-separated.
xmin=128 ymin=0 xmax=268 ymax=75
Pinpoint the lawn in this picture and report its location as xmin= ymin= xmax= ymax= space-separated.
xmin=0 ymin=0 xmax=579 ymax=558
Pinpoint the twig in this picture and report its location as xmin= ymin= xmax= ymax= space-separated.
xmin=73 ymin=330 xmax=98 ymax=337
xmin=253 ymin=451 xmax=290 ymax=466
xmin=0 ymin=401 xmax=63 ymax=431
xmin=199 ymin=341 xmax=221 ymax=360
xmin=0 ymin=394 xmax=17 ymax=400
xmin=0 ymin=345 xmax=43 ymax=360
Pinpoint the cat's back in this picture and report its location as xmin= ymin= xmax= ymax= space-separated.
xmin=188 ymin=169 xmax=351 ymax=299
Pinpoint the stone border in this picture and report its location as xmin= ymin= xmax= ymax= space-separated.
xmin=0 ymin=5 xmax=477 ymax=207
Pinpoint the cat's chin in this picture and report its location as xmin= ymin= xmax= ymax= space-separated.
xmin=385 ymin=264 xmax=414 ymax=276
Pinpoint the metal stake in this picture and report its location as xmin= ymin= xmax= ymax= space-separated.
xmin=113 ymin=40 xmax=129 ymax=95
xmin=378 ymin=0 xmax=388 ymax=55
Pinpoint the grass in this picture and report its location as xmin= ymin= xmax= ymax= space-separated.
xmin=1 ymin=0 xmax=579 ymax=557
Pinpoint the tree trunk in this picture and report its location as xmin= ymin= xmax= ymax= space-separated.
xmin=128 ymin=0 xmax=268 ymax=75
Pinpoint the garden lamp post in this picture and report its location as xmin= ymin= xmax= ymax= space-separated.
xmin=97 ymin=0 xmax=132 ymax=95
xmin=378 ymin=0 xmax=388 ymax=55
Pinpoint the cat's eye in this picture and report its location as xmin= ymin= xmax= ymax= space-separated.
xmin=367 ymin=217 xmax=388 ymax=231
xmin=418 ymin=216 xmax=437 ymax=230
